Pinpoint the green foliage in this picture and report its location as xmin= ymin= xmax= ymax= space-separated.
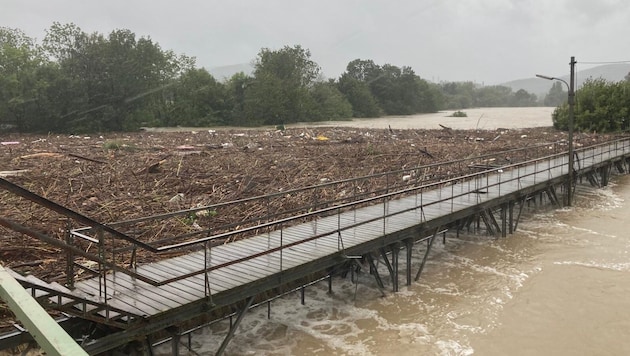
xmin=511 ymin=89 xmax=538 ymax=107
xmin=102 ymin=140 xmax=135 ymax=151
xmin=243 ymin=45 xmax=319 ymax=125
xmin=0 ymin=23 xmax=194 ymax=133
xmin=339 ymin=59 xmax=440 ymax=116
xmin=337 ymin=73 xmax=381 ymax=117
xmin=552 ymin=78 xmax=630 ymax=132
xmin=168 ymin=68 xmax=230 ymax=126
xmin=544 ymin=81 xmax=566 ymax=106
xmin=0 ymin=24 xmax=544 ymax=133
xmin=450 ymin=110 xmax=467 ymax=117
xmin=439 ymin=82 xmax=538 ymax=110
xmin=309 ymin=81 xmax=353 ymax=120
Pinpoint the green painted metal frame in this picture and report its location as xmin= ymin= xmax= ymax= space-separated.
xmin=0 ymin=265 xmax=88 ymax=356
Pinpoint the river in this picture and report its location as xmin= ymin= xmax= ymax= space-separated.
xmin=159 ymin=107 xmax=630 ymax=355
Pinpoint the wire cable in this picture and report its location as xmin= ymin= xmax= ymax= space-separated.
xmin=579 ymin=60 xmax=630 ymax=65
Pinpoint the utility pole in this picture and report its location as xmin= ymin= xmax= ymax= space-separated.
xmin=567 ymin=56 xmax=576 ymax=206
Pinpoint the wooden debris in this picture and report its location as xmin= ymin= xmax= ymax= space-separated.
xmin=0 ymin=170 xmax=29 ymax=178
xmin=19 ymin=152 xmax=64 ymax=159
xmin=68 ymin=153 xmax=106 ymax=164
xmin=136 ymin=155 xmax=171 ymax=174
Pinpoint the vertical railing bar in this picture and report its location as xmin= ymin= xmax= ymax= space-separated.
xmin=65 ymin=220 xmax=74 ymax=289
xmin=280 ymin=225 xmax=283 ymax=272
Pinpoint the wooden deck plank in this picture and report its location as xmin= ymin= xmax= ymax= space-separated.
xmin=167 ymin=253 xmax=252 ymax=288
xmin=228 ymin=235 xmax=322 ymax=265
xmin=78 ymin=274 xmax=188 ymax=313
xmin=74 ymin=280 xmax=162 ymax=316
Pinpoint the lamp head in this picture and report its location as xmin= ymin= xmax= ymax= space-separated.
xmin=535 ymin=74 xmax=555 ymax=81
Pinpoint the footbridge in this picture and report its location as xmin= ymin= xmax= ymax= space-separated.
xmin=1 ymin=138 xmax=629 ymax=355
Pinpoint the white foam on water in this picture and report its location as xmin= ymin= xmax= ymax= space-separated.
xmin=574 ymin=182 xmax=624 ymax=211
xmin=435 ymin=339 xmax=474 ymax=356
xmin=553 ymin=260 xmax=630 ymax=272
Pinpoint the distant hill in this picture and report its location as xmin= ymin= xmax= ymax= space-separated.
xmin=501 ymin=63 xmax=630 ymax=98
xmin=207 ymin=63 xmax=254 ymax=81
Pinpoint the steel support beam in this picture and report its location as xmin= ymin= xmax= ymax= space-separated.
xmin=414 ymin=229 xmax=438 ymax=282
xmin=215 ymin=296 xmax=254 ymax=356
xmin=366 ymin=253 xmax=385 ymax=291
xmin=405 ymin=239 xmax=413 ymax=286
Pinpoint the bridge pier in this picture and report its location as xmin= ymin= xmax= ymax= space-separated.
xmin=390 ymin=244 xmax=400 ymax=292
xmin=405 ymin=239 xmax=413 ymax=286
xmin=216 ymin=296 xmax=254 ymax=356
xmin=367 ymin=253 xmax=385 ymax=291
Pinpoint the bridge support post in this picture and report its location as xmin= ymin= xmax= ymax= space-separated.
xmin=600 ymin=164 xmax=612 ymax=186
xmin=367 ymin=253 xmax=385 ymax=291
xmin=405 ymin=239 xmax=413 ymax=286
xmin=379 ymin=248 xmax=394 ymax=288
xmin=500 ymin=204 xmax=507 ymax=238
xmin=390 ymin=244 xmax=400 ymax=292
xmin=65 ymin=221 xmax=75 ymax=289
xmin=415 ymin=228 xmax=439 ymax=282
xmin=508 ymin=201 xmax=514 ymax=234
xmin=328 ymin=270 xmax=333 ymax=294
xmin=168 ymin=327 xmax=180 ymax=356
xmin=614 ymin=160 xmax=625 ymax=173
xmin=216 ymin=296 xmax=254 ymax=356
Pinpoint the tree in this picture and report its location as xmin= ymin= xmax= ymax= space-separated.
xmin=0 ymin=27 xmax=56 ymax=131
xmin=511 ymin=89 xmax=538 ymax=107
xmin=552 ymin=78 xmax=630 ymax=132
xmin=309 ymin=81 xmax=352 ymax=120
xmin=474 ymin=85 xmax=512 ymax=107
xmin=439 ymin=82 xmax=475 ymax=109
xmin=40 ymin=23 xmax=194 ymax=132
xmin=244 ymin=45 xmax=320 ymax=125
xmin=224 ymin=72 xmax=253 ymax=126
xmin=543 ymin=81 xmax=566 ymax=106
xmin=169 ymin=68 xmax=229 ymax=126
xmin=337 ymin=73 xmax=381 ymax=117
xmin=339 ymin=59 xmax=439 ymax=116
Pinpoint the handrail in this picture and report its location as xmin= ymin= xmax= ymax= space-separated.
xmin=69 ymin=141 xmax=576 ymax=249
xmin=105 ymin=141 xmax=564 ymax=227
xmin=0 ymin=177 xmax=158 ymax=253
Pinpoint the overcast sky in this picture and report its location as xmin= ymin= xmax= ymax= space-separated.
xmin=2 ymin=0 xmax=629 ymax=84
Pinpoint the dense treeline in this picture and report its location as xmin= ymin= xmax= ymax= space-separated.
xmin=439 ymin=81 xmax=538 ymax=109
xmin=552 ymin=77 xmax=630 ymax=133
xmin=1 ymin=24 xmax=540 ymax=133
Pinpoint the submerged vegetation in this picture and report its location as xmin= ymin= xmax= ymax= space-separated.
xmin=450 ymin=110 xmax=468 ymax=117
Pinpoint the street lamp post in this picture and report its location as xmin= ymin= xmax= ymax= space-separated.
xmin=536 ymin=56 xmax=576 ymax=206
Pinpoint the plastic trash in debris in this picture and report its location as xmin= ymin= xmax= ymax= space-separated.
xmin=316 ymin=135 xmax=329 ymax=141
xmin=168 ymin=193 xmax=185 ymax=203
